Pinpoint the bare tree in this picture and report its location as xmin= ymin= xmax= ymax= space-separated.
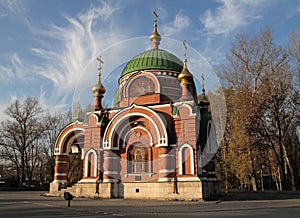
xmin=39 ymin=111 xmax=71 ymax=183
xmin=0 ymin=97 xmax=44 ymax=186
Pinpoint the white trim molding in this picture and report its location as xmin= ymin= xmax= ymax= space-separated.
xmin=178 ymin=143 xmax=195 ymax=175
xmin=84 ymin=148 xmax=98 ymax=177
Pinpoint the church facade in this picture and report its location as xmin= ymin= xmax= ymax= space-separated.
xmin=49 ymin=12 xmax=219 ymax=200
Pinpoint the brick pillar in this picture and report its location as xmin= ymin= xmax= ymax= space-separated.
xmin=158 ymin=147 xmax=175 ymax=182
xmin=53 ymin=154 xmax=69 ymax=183
xmin=103 ymin=150 xmax=120 ymax=182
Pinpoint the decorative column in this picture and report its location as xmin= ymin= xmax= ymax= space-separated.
xmin=53 ymin=154 xmax=69 ymax=184
xmin=158 ymin=147 xmax=176 ymax=182
xmin=102 ymin=150 xmax=120 ymax=183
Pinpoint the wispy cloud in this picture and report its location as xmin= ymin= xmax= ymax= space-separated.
xmin=0 ymin=53 xmax=26 ymax=82
xmin=162 ymin=11 xmax=191 ymax=37
xmin=200 ymin=0 xmax=268 ymax=36
xmin=0 ymin=0 xmax=31 ymax=27
xmin=30 ymin=1 xmax=125 ymax=102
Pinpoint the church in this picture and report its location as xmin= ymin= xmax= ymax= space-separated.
xmin=49 ymin=12 xmax=219 ymax=200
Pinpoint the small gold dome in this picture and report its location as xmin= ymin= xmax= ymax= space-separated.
xmin=150 ymin=28 xmax=161 ymax=41
xmin=92 ymin=80 xmax=106 ymax=96
xmin=178 ymin=67 xmax=193 ymax=83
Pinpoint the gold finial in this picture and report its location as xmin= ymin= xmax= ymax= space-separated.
xmin=178 ymin=40 xmax=193 ymax=83
xmin=150 ymin=9 xmax=161 ymax=49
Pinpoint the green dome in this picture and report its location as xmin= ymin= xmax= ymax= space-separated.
xmin=121 ymin=49 xmax=183 ymax=77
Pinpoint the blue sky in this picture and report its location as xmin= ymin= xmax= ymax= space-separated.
xmin=0 ymin=0 xmax=299 ymax=120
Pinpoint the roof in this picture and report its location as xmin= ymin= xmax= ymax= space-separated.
xmin=121 ymin=49 xmax=183 ymax=77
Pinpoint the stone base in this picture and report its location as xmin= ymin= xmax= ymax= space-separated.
xmin=48 ymin=179 xmax=219 ymax=200
xmin=124 ymin=181 xmax=202 ymax=200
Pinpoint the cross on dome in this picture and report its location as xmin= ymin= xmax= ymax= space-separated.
xmin=150 ymin=9 xmax=161 ymax=49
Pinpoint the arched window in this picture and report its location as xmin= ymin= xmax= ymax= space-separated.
xmin=128 ymin=143 xmax=150 ymax=173
xmin=85 ymin=149 xmax=97 ymax=177
xmin=182 ymin=147 xmax=191 ymax=175
xmin=178 ymin=143 xmax=194 ymax=175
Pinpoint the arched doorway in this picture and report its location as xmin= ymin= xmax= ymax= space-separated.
xmin=67 ymin=143 xmax=83 ymax=185
xmin=52 ymin=125 xmax=84 ymax=186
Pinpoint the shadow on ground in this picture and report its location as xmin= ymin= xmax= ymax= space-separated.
xmin=208 ymin=190 xmax=300 ymax=202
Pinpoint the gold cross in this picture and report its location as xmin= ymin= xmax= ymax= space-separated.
xmin=96 ymin=55 xmax=104 ymax=81
xmin=97 ymin=55 xmax=103 ymax=69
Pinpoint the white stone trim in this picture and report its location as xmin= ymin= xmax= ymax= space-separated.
xmin=158 ymin=178 xmax=173 ymax=182
xmin=178 ymin=143 xmax=195 ymax=175
xmin=159 ymin=154 xmax=175 ymax=158
xmin=55 ymin=127 xmax=85 ymax=155
xmin=103 ymin=156 xmax=119 ymax=160
xmin=124 ymin=172 xmax=155 ymax=177
xmin=103 ymin=179 xmax=118 ymax=183
xmin=103 ymin=171 xmax=119 ymax=175
xmin=148 ymin=104 xmax=169 ymax=109
xmin=159 ymin=169 xmax=175 ymax=173
xmin=121 ymin=126 xmax=154 ymax=148
xmin=78 ymin=178 xmax=98 ymax=183
xmin=103 ymin=105 xmax=168 ymax=149
xmin=54 ymin=173 xmax=67 ymax=176
xmin=84 ymin=148 xmax=98 ymax=177
xmin=55 ymin=161 xmax=68 ymax=164
xmin=52 ymin=179 xmax=67 ymax=183
xmin=177 ymin=177 xmax=200 ymax=182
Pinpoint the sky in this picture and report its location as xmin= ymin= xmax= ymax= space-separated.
xmin=0 ymin=0 xmax=299 ymax=121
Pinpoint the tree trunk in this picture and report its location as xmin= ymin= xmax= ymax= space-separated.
xmin=250 ymin=174 xmax=257 ymax=192
xmin=283 ymin=144 xmax=296 ymax=190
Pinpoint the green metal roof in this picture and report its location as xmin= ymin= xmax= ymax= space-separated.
xmin=121 ymin=49 xmax=183 ymax=77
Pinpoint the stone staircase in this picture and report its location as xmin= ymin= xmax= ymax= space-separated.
xmin=60 ymin=184 xmax=77 ymax=196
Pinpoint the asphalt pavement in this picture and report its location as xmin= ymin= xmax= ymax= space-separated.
xmin=0 ymin=191 xmax=300 ymax=217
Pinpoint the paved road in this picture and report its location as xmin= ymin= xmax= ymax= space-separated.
xmin=0 ymin=191 xmax=300 ymax=217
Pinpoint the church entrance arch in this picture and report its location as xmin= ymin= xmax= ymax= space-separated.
xmin=53 ymin=124 xmax=84 ymax=185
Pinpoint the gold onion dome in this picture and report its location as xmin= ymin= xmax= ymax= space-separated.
xmin=92 ymin=77 xmax=106 ymax=96
xmin=178 ymin=40 xmax=193 ymax=83
xmin=178 ymin=67 xmax=193 ymax=83
xmin=150 ymin=25 xmax=161 ymax=41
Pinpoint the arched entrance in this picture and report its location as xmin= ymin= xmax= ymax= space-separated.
xmin=52 ymin=124 xmax=85 ymax=187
